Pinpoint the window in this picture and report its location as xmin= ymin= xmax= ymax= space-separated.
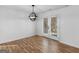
xmin=51 ymin=16 xmax=57 ymax=36
xmin=43 ymin=18 xmax=49 ymax=33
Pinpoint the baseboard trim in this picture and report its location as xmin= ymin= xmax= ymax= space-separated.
xmin=1 ymin=35 xmax=79 ymax=49
xmin=0 ymin=34 xmax=36 ymax=44
xmin=59 ymin=40 xmax=79 ymax=48
xmin=39 ymin=35 xmax=79 ymax=49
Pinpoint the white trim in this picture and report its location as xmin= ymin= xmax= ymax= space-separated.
xmin=38 ymin=34 xmax=79 ymax=48
xmin=0 ymin=34 xmax=35 ymax=44
xmin=59 ymin=40 xmax=79 ymax=48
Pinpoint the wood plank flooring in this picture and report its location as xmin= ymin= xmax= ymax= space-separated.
xmin=0 ymin=35 xmax=79 ymax=53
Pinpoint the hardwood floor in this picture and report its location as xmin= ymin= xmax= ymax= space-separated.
xmin=0 ymin=35 xmax=79 ymax=53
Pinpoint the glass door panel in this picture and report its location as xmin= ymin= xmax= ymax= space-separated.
xmin=43 ymin=18 xmax=49 ymax=34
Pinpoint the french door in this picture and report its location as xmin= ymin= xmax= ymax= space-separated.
xmin=43 ymin=16 xmax=60 ymax=40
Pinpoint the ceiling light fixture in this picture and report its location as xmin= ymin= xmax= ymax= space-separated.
xmin=29 ymin=5 xmax=37 ymax=21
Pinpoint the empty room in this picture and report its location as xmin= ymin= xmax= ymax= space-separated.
xmin=0 ymin=5 xmax=79 ymax=53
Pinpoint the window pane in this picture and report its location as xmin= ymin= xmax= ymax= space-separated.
xmin=51 ymin=16 xmax=57 ymax=33
xmin=43 ymin=18 xmax=48 ymax=33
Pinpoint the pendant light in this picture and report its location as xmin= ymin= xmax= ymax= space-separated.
xmin=29 ymin=5 xmax=37 ymax=21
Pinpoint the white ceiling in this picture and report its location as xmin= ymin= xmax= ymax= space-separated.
xmin=0 ymin=5 xmax=69 ymax=14
xmin=14 ymin=5 xmax=69 ymax=14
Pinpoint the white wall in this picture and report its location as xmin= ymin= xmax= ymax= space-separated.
xmin=0 ymin=6 xmax=36 ymax=44
xmin=37 ymin=6 xmax=79 ymax=48
xmin=1 ymin=5 xmax=79 ymax=48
